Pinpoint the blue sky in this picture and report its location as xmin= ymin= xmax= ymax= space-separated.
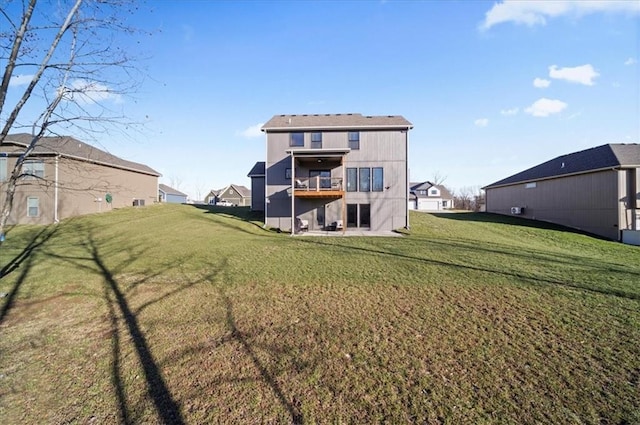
xmin=6 ymin=0 xmax=640 ymax=199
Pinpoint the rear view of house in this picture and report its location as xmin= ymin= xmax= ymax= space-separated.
xmin=259 ymin=113 xmax=412 ymax=233
xmin=1 ymin=134 xmax=160 ymax=225
xmin=484 ymin=144 xmax=640 ymax=243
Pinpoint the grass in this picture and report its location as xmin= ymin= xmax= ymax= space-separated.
xmin=0 ymin=204 xmax=638 ymax=424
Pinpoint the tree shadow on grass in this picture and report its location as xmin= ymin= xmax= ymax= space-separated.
xmin=218 ymin=287 xmax=305 ymax=424
xmin=39 ymin=226 xmax=189 ymax=424
xmin=189 ymin=204 xmax=268 ymax=233
xmin=296 ymin=237 xmax=640 ymax=302
xmin=0 ymin=226 xmax=60 ymax=325
xmin=429 ymin=212 xmax=611 ymax=240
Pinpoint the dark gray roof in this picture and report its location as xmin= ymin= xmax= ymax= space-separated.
xmin=5 ymin=133 xmax=160 ymax=176
xmin=409 ymin=181 xmax=453 ymax=199
xmin=247 ymin=161 xmax=265 ymax=177
xmin=218 ymin=184 xmax=251 ymax=198
xmin=262 ymin=113 xmax=412 ymax=131
xmin=485 ymin=144 xmax=640 ymax=189
xmin=159 ymin=184 xmax=187 ymax=197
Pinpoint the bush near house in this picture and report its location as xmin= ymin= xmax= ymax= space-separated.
xmin=0 ymin=204 xmax=638 ymax=424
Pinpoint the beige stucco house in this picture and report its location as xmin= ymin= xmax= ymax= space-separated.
xmin=1 ymin=134 xmax=160 ymax=225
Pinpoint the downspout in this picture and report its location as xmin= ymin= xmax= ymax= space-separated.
xmin=263 ymin=130 xmax=268 ymax=228
xmin=54 ymin=154 xmax=60 ymax=223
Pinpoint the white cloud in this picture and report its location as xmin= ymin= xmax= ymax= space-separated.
xmin=237 ymin=123 xmax=264 ymax=138
xmin=60 ymin=79 xmax=123 ymax=104
xmin=474 ymin=118 xmax=489 ymax=127
xmin=625 ymin=57 xmax=638 ymax=65
xmin=533 ymin=77 xmax=551 ymax=88
xmin=480 ymin=0 xmax=640 ymax=31
xmin=548 ymin=64 xmax=599 ymax=86
xmin=9 ymin=74 xmax=34 ymax=87
xmin=500 ymin=107 xmax=519 ymax=116
xmin=525 ymin=98 xmax=568 ymax=117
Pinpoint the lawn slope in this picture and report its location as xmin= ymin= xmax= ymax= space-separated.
xmin=1 ymin=204 xmax=638 ymax=424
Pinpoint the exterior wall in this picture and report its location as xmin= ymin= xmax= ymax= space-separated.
xmin=485 ymin=170 xmax=621 ymax=240
xmin=250 ymin=176 xmax=265 ymax=211
xmin=265 ymin=129 xmax=408 ymax=232
xmin=0 ymin=155 xmax=158 ymax=225
xmin=163 ymin=193 xmax=187 ymax=204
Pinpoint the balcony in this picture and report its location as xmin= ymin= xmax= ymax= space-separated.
xmin=293 ymin=177 xmax=344 ymax=198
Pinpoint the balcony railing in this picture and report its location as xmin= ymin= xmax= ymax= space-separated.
xmin=294 ymin=177 xmax=343 ymax=192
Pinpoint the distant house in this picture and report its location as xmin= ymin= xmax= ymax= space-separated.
xmin=206 ymin=184 xmax=251 ymax=206
xmin=247 ymin=161 xmax=265 ymax=212
xmin=0 ymin=133 xmax=160 ymax=225
xmin=261 ymin=113 xmax=413 ymax=233
xmin=158 ymin=184 xmax=188 ymax=204
xmin=483 ymin=144 xmax=640 ymax=244
xmin=204 ymin=189 xmax=220 ymax=205
xmin=409 ymin=181 xmax=453 ymax=211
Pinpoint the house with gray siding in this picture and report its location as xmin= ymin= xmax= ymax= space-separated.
xmin=483 ymin=144 xmax=640 ymax=244
xmin=247 ymin=161 xmax=265 ymax=212
xmin=261 ymin=113 xmax=412 ymax=234
xmin=159 ymin=184 xmax=188 ymax=204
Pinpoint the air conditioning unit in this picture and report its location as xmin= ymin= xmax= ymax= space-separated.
xmin=511 ymin=207 xmax=522 ymax=215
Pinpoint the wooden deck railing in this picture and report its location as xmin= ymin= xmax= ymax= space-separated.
xmin=294 ymin=177 xmax=343 ymax=192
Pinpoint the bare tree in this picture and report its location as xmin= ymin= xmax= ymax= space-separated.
xmin=169 ymin=176 xmax=183 ymax=191
xmin=431 ymin=170 xmax=447 ymax=186
xmin=0 ymin=0 xmax=145 ymax=239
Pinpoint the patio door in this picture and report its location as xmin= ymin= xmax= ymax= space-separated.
xmin=316 ymin=205 xmax=326 ymax=229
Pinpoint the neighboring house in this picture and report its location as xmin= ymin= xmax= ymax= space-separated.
xmin=204 ymin=189 xmax=221 ymax=205
xmin=261 ymin=113 xmax=413 ymax=233
xmin=483 ymin=144 xmax=640 ymax=244
xmin=408 ymin=181 xmax=453 ymax=211
xmin=0 ymin=133 xmax=160 ymax=225
xmin=218 ymin=184 xmax=251 ymax=206
xmin=247 ymin=161 xmax=265 ymax=212
xmin=206 ymin=184 xmax=251 ymax=206
xmin=158 ymin=184 xmax=188 ymax=204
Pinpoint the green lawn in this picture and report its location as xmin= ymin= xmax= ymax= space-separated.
xmin=0 ymin=204 xmax=638 ymax=424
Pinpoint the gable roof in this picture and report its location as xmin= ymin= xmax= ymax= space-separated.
xmin=159 ymin=184 xmax=187 ymax=197
xmin=262 ymin=113 xmax=413 ymax=131
xmin=219 ymin=184 xmax=251 ymax=198
xmin=247 ymin=161 xmax=265 ymax=177
xmin=484 ymin=143 xmax=640 ymax=189
xmin=4 ymin=133 xmax=160 ymax=176
xmin=409 ymin=181 xmax=453 ymax=199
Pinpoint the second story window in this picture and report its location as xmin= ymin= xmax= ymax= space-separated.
xmin=23 ymin=160 xmax=45 ymax=179
xmin=348 ymin=132 xmax=359 ymax=150
xmin=290 ymin=132 xmax=304 ymax=147
xmin=311 ymin=132 xmax=322 ymax=149
xmin=346 ymin=168 xmax=358 ymax=192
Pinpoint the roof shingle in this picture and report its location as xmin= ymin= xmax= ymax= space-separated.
xmin=262 ymin=113 xmax=412 ymax=131
xmin=484 ymin=144 xmax=640 ymax=188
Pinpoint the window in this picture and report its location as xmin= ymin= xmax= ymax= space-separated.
xmin=525 ymin=182 xmax=537 ymax=189
xmin=311 ymin=132 xmax=322 ymax=149
xmin=0 ymin=158 xmax=6 ymax=182
xmin=23 ymin=160 xmax=44 ymax=179
xmin=348 ymin=132 xmax=359 ymax=150
xmin=290 ymin=132 xmax=304 ymax=147
xmin=347 ymin=204 xmax=358 ymax=228
xmin=285 ymin=168 xmax=292 ymax=179
xmin=27 ymin=197 xmax=39 ymax=217
xmin=346 ymin=168 xmax=358 ymax=192
xmin=418 ymin=190 xmax=427 ymax=195
xmin=359 ymin=204 xmax=371 ymax=228
xmin=372 ymin=167 xmax=383 ymax=192
xmin=429 ymin=188 xmax=439 ymax=196
xmin=310 ymin=170 xmax=331 ymax=189
xmin=359 ymin=168 xmax=370 ymax=192
xmin=442 ymin=200 xmax=448 ymax=208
